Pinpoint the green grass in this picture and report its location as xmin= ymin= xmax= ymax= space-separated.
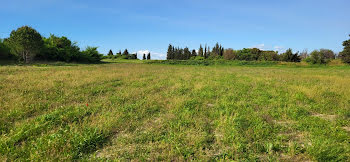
xmin=0 ymin=61 xmax=349 ymax=161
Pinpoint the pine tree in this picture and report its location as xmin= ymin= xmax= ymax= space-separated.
xmin=108 ymin=49 xmax=114 ymax=56
xmin=143 ymin=54 xmax=146 ymax=60
xmin=122 ymin=49 xmax=129 ymax=56
xmin=220 ymin=46 xmax=224 ymax=56
xmin=147 ymin=52 xmax=151 ymax=60
xmin=6 ymin=26 xmax=44 ymax=63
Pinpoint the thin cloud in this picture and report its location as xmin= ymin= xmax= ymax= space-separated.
xmin=274 ymin=46 xmax=285 ymax=53
xmin=251 ymin=44 xmax=265 ymax=50
xmin=136 ymin=50 xmax=166 ymax=60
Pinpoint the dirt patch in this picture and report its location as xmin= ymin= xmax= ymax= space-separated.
xmin=312 ymin=113 xmax=337 ymax=121
xmin=279 ymin=153 xmax=313 ymax=162
xmin=273 ymin=120 xmax=296 ymax=126
xmin=342 ymin=127 xmax=350 ymax=132
xmin=207 ymin=103 xmax=215 ymax=107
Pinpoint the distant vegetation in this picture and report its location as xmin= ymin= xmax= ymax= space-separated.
xmin=166 ymin=35 xmax=350 ymax=65
xmin=0 ymin=26 xmax=103 ymax=63
xmin=105 ymin=49 xmax=138 ymax=60
xmin=0 ymin=26 xmax=142 ymax=64
xmin=339 ymin=35 xmax=350 ymax=63
xmin=0 ymin=26 xmax=349 ymax=65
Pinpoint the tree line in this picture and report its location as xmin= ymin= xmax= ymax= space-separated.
xmin=0 ymin=26 xmax=103 ymax=63
xmin=106 ymin=49 xmax=138 ymax=60
xmin=167 ymin=37 xmax=350 ymax=64
xmin=106 ymin=49 xmax=151 ymax=60
xmin=167 ymin=43 xmax=302 ymax=62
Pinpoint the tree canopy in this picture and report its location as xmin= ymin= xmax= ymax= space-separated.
xmin=340 ymin=35 xmax=350 ymax=63
xmin=5 ymin=26 xmax=44 ymax=63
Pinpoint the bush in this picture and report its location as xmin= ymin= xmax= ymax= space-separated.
xmin=280 ymin=48 xmax=301 ymax=62
xmin=81 ymin=46 xmax=103 ymax=63
xmin=120 ymin=55 xmax=129 ymax=59
xmin=194 ymin=56 xmax=205 ymax=60
xmin=307 ymin=50 xmax=328 ymax=64
xmin=236 ymin=48 xmax=259 ymax=61
xmin=320 ymin=49 xmax=335 ymax=60
xmin=258 ymin=51 xmax=279 ymax=61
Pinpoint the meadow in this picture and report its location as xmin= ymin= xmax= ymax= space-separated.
xmin=0 ymin=61 xmax=349 ymax=161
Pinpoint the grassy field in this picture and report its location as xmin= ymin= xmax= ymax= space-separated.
xmin=0 ymin=61 xmax=349 ymax=161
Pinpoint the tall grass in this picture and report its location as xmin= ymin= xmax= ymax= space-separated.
xmin=0 ymin=62 xmax=349 ymax=161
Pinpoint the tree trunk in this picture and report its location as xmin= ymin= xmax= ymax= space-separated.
xmin=24 ymin=51 xmax=31 ymax=63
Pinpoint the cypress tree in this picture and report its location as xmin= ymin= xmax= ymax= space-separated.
xmin=143 ymin=54 xmax=146 ymax=60
xmin=167 ymin=44 xmax=173 ymax=60
xmin=147 ymin=52 xmax=151 ymax=60
xmin=204 ymin=44 xmax=207 ymax=59
xmin=198 ymin=44 xmax=204 ymax=57
xmin=108 ymin=49 xmax=114 ymax=56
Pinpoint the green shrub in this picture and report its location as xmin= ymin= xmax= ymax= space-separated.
xmin=307 ymin=50 xmax=328 ymax=64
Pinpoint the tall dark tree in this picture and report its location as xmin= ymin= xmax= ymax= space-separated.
xmin=147 ymin=52 xmax=151 ymax=60
xmin=6 ymin=26 xmax=44 ymax=63
xmin=204 ymin=44 xmax=207 ymax=59
xmin=340 ymin=35 xmax=350 ymax=63
xmin=198 ymin=44 xmax=204 ymax=57
xmin=108 ymin=49 xmax=114 ymax=56
xmin=212 ymin=43 xmax=220 ymax=56
xmin=191 ymin=49 xmax=197 ymax=58
xmin=167 ymin=44 xmax=173 ymax=60
xmin=122 ymin=49 xmax=129 ymax=56
xmin=143 ymin=54 xmax=146 ymax=60
xmin=220 ymin=46 xmax=224 ymax=56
